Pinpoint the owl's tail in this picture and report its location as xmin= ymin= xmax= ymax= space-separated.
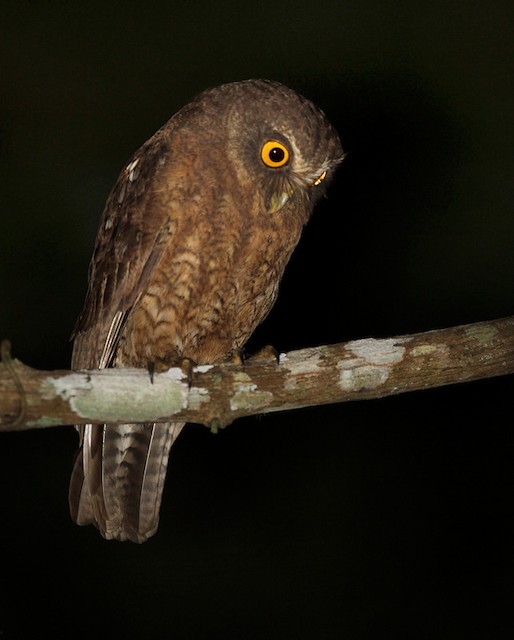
xmin=69 ymin=422 xmax=184 ymax=543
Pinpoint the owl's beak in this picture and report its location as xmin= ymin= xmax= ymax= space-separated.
xmin=313 ymin=170 xmax=327 ymax=186
xmin=268 ymin=167 xmax=328 ymax=213
xmin=268 ymin=191 xmax=291 ymax=213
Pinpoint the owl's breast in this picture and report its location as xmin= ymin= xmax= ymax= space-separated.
xmin=118 ymin=186 xmax=304 ymax=367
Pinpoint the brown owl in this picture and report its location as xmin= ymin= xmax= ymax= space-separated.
xmin=69 ymin=79 xmax=343 ymax=542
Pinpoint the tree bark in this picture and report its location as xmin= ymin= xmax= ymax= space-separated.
xmin=1 ymin=316 xmax=513 ymax=432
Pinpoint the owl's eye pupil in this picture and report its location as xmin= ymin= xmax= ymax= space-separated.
xmin=269 ymin=147 xmax=285 ymax=163
xmin=261 ymin=140 xmax=290 ymax=168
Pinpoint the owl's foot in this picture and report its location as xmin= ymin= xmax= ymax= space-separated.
xmin=147 ymin=360 xmax=157 ymax=384
xmin=229 ymin=348 xmax=245 ymax=366
xmin=147 ymin=356 xmax=196 ymax=387
xmin=180 ymin=357 xmax=195 ymax=389
xmin=250 ymin=344 xmax=280 ymax=365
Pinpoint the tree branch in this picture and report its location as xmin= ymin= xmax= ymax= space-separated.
xmin=1 ymin=316 xmax=513 ymax=432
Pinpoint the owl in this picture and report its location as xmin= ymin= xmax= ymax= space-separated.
xmin=69 ymin=79 xmax=343 ymax=542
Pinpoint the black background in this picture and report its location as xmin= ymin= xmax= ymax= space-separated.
xmin=1 ymin=2 xmax=513 ymax=638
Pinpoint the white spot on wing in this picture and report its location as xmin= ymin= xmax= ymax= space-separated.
xmin=117 ymin=180 xmax=127 ymax=204
xmin=127 ymin=158 xmax=140 ymax=182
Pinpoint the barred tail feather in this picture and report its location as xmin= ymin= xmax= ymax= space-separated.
xmin=69 ymin=422 xmax=184 ymax=543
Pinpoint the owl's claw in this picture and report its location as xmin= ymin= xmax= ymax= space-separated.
xmin=229 ymin=348 xmax=245 ymax=366
xmin=180 ymin=357 xmax=195 ymax=389
xmin=147 ymin=356 xmax=195 ymax=388
xmin=250 ymin=344 xmax=280 ymax=365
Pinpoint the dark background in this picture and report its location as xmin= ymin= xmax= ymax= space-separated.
xmin=1 ymin=1 xmax=513 ymax=638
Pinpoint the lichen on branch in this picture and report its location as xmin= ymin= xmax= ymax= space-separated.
xmin=1 ymin=316 xmax=513 ymax=432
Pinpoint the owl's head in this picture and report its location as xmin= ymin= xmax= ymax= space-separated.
xmin=183 ymin=79 xmax=344 ymax=216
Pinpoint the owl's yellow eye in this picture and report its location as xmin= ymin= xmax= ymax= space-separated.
xmin=261 ymin=140 xmax=290 ymax=168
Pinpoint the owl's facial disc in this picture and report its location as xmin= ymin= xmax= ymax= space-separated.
xmin=264 ymin=163 xmax=331 ymax=214
xmin=258 ymin=136 xmax=334 ymax=213
xmin=258 ymin=138 xmax=294 ymax=213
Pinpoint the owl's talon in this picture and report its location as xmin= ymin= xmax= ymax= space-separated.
xmin=251 ymin=344 xmax=280 ymax=364
xmin=229 ymin=348 xmax=245 ymax=366
xmin=147 ymin=357 xmax=194 ymax=387
xmin=180 ymin=357 xmax=195 ymax=389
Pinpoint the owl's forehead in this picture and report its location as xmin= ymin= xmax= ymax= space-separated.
xmin=191 ymin=80 xmax=328 ymax=131
xmin=170 ymin=79 xmax=342 ymax=168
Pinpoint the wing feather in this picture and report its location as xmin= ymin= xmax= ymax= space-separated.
xmin=69 ymin=126 xmax=185 ymax=542
xmin=71 ymin=132 xmax=174 ymax=368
